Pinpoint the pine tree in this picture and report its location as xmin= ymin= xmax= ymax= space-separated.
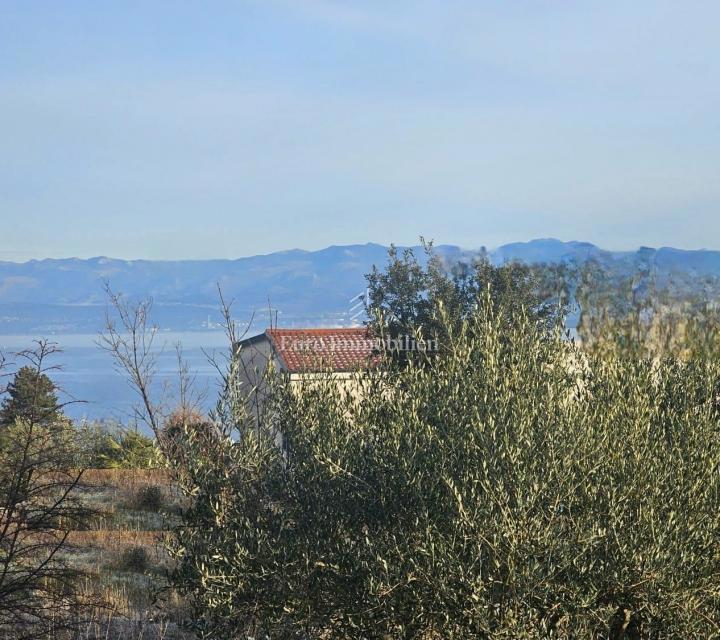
xmin=0 ymin=365 xmax=61 ymax=427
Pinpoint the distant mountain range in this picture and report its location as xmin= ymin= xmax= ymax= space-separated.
xmin=2 ymin=239 xmax=720 ymax=335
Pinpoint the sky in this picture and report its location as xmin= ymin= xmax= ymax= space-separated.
xmin=1 ymin=1 xmax=719 ymax=261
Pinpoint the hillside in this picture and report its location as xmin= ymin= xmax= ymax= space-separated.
xmin=2 ymin=240 xmax=720 ymax=334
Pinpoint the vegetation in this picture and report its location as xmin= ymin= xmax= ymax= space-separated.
xmin=0 ymin=342 xmax=95 ymax=639
xmin=73 ymin=421 xmax=160 ymax=469
xmin=0 ymin=343 xmax=181 ymax=639
xmin=0 ymin=362 xmax=63 ymax=428
xmin=63 ymin=468 xmax=189 ymax=640
xmin=120 ymin=546 xmax=151 ymax=574
xmin=134 ymin=485 xmax=164 ymax=512
xmin=4 ymin=249 xmax=720 ymax=638
xmin=365 ymin=242 xmax=567 ymax=358
xmin=154 ymin=299 xmax=720 ymax=638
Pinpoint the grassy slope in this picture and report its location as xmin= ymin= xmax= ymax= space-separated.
xmin=68 ymin=469 xmax=191 ymax=640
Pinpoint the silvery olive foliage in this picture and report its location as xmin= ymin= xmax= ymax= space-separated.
xmin=167 ymin=301 xmax=720 ymax=639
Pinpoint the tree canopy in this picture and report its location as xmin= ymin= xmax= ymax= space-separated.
xmin=0 ymin=365 xmax=62 ymax=427
xmin=365 ymin=242 xmax=567 ymax=358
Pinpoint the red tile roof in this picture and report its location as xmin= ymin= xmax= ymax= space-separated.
xmin=266 ymin=327 xmax=379 ymax=372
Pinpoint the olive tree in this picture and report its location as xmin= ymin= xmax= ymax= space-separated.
xmin=102 ymin=276 xmax=720 ymax=638
xmin=162 ymin=299 xmax=720 ymax=638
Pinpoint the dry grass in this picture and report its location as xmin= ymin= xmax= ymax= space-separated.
xmin=75 ymin=468 xmax=183 ymax=533
xmin=1 ymin=468 xmax=186 ymax=638
xmin=59 ymin=469 xmax=190 ymax=640
xmin=81 ymin=468 xmax=173 ymax=489
xmin=69 ymin=530 xmax=166 ymax=546
xmin=72 ymin=578 xmax=193 ymax=640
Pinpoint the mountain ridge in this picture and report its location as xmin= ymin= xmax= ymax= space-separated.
xmin=2 ymin=239 xmax=720 ymax=334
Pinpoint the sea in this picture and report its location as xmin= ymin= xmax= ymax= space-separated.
xmin=0 ymin=331 xmax=233 ymax=430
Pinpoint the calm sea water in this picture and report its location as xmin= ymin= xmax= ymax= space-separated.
xmin=0 ymin=332 xmax=233 ymax=428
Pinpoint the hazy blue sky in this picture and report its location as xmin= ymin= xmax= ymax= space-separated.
xmin=2 ymin=1 xmax=718 ymax=260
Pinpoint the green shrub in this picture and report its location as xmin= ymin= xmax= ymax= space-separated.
xmin=166 ymin=303 xmax=720 ymax=639
xmin=119 ymin=430 xmax=160 ymax=468
xmin=120 ymin=546 xmax=150 ymax=573
xmin=73 ymin=422 xmax=160 ymax=468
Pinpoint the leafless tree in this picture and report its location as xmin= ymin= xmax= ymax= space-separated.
xmin=99 ymin=284 xmax=214 ymax=450
xmin=97 ymin=284 xmax=166 ymax=437
xmin=100 ymin=283 xmax=268 ymax=445
xmin=0 ymin=341 xmax=96 ymax=639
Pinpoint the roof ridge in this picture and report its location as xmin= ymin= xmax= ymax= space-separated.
xmin=267 ymin=327 xmax=370 ymax=334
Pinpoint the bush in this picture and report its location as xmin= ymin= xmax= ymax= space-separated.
xmin=160 ymin=409 xmax=216 ymax=464
xmin=120 ymin=546 xmax=150 ymax=573
xmin=134 ymin=485 xmax=163 ymax=511
xmin=167 ymin=304 xmax=720 ymax=638
xmin=73 ymin=422 xmax=160 ymax=469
